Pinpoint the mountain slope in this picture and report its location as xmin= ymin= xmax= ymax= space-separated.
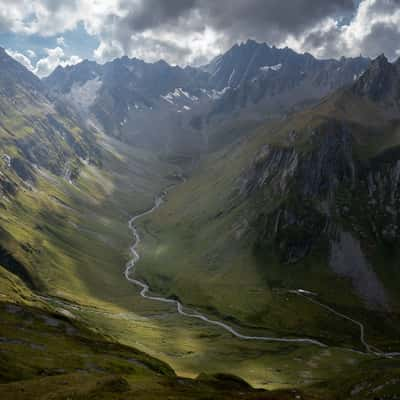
xmin=1 ymin=45 xmax=400 ymax=399
xmin=0 ymin=47 xmax=105 ymax=289
xmin=0 ymin=296 xmax=294 ymax=400
xmin=0 ymin=47 xmax=101 ymax=178
xmin=1 ymin=49 xmax=296 ymax=400
xmin=134 ymin=55 xmax=400 ymax=353
xmin=0 ymin=48 xmax=324 ymax=400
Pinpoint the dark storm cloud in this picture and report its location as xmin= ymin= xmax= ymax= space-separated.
xmin=356 ymin=22 xmax=400 ymax=59
xmin=201 ymin=0 xmax=355 ymax=36
xmin=107 ymin=0 xmax=359 ymax=64
xmin=3 ymin=0 xmax=399 ymax=68
xmin=120 ymin=0 xmax=198 ymax=32
xmin=119 ymin=0 xmax=356 ymax=39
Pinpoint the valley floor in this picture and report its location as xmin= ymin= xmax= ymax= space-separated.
xmin=1 ymin=133 xmax=400 ymax=399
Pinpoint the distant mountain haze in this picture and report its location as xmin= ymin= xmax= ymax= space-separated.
xmin=43 ymin=40 xmax=370 ymax=155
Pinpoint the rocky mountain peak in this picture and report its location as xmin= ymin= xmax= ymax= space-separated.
xmin=43 ymin=59 xmax=102 ymax=94
xmin=372 ymin=53 xmax=389 ymax=65
xmin=352 ymin=54 xmax=400 ymax=104
xmin=240 ymin=38 xmax=264 ymax=49
xmin=367 ymin=54 xmax=391 ymax=76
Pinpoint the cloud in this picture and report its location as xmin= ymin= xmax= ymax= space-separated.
xmin=117 ymin=0 xmax=354 ymax=37
xmin=6 ymin=45 xmax=82 ymax=77
xmin=1 ymin=0 xmax=400 ymax=66
xmin=95 ymin=0 xmax=357 ymax=65
xmin=5 ymin=48 xmax=34 ymax=70
xmin=0 ymin=0 xmax=120 ymax=36
xmin=94 ymin=25 xmax=226 ymax=66
xmin=284 ymin=0 xmax=400 ymax=60
xmin=33 ymin=46 xmax=82 ymax=77
xmin=93 ymin=39 xmax=123 ymax=62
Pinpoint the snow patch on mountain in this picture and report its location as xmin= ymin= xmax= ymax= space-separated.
xmin=161 ymin=88 xmax=199 ymax=105
xmin=179 ymin=88 xmax=199 ymax=102
xmin=161 ymin=94 xmax=175 ymax=104
xmin=201 ymin=87 xmax=231 ymax=100
xmin=353 ymin=70 xmax=365 ymax=81
xmin=260 ymin=63 xmax=282 ymax=72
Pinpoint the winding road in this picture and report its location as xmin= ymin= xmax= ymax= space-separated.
xmin=124 ymin=184 xmax=400 ymax=357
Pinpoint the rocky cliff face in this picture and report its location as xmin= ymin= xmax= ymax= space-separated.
xmin=361 ymin=150 xmax=400 ymax=243
xmin=241 ymin=127 xmax=349 ymax=263
xmin=353 ymin=54 xmax=400 ymax=106
xmin=237 ymin=56 xmax=400 ymax=310
xmin=240 ymin=144 xmax=298 ymax=197
xmin=205 ymin=40 xmax=368 ymax=92
xmin=241 ymin=121 xmax=355 ymax=200
xmin=242 ymin=129 xmax=400 ymax=308
xmin=206 ymin=40 xmax=369 ymax=120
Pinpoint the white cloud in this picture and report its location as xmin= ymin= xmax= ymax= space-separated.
xmin=94 ymin=26 xmax=225 ymax=66
xmin=1 ymin=0 xmax=400 ymax=66
xmin=33 ymin=46 xmax=82 ymax=77
xmin=0 ymin=0 xmax=354 ymax=66
xmin=93 ymin=40 xmax=124 ymax=63
xmin=6 ymin=45 xmax=82 ymax=78
xmin=0 ymin=0 xmax=122 ymax=37
xmin=5 ymin=48 xmax=34 ymax=70
xmin=339 ymin=0 xmax=400 ymax=59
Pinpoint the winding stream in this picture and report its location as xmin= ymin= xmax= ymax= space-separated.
xmin=292 ymin=291 xmax=400 ymax=358
xmin=37 ymin=184 xmax=399 ymax=358
xmin=124 ymin=186 xmax=400 ymax=357
xmin=124 ymin=190 xmax=326 ymax=347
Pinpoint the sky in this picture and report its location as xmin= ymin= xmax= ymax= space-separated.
xmin=0 ymin=0 xmax=399 ymax=78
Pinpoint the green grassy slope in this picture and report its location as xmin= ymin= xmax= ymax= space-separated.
xmin=135 ymin=87 xmax=400 ymax=333
xmin=122 ymin=83 xmax=400 ymax=396
xmin=2 ymin=295 xmax=307 ymax=400
xmin=1 ymin=106 xmax=391 ymax=398
xmin=0 ymin=130 xmax=177 ymax=306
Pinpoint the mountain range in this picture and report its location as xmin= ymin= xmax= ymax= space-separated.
xmin=43 ymin=40 xmax=369 ymax=154
xmin=0 ymin=40 xmax=400 ymax=399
